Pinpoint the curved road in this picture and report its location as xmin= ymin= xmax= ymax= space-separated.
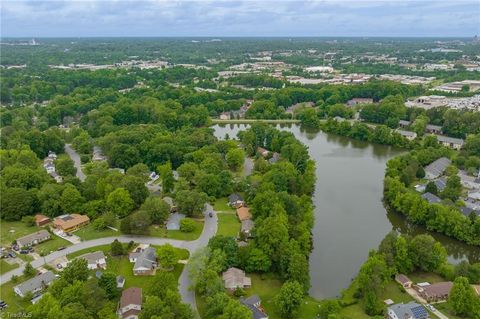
xmin=0 ymin=204 xmax=218 ymax=315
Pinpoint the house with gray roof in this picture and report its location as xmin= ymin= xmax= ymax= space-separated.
xmin=422 ymin=192 xmax=442 ymax=204
xmin=241 ymin=219 xmax=255 ymax=237
xmin=14 ymin=271 xmax=56 ymax=298
xmin=387 ymin=302 xmax=429 ymax=319
xmin=424 ymin=157 xmax=451 ymax=180
xmin=396 ymin=129 xmax=417 ymax=141
xmin=131 ymin=247 xmax=157 ymax=276
xmin=240 ymin=295 xmax=268 ymax=319
xmin=222 ymin=267 xmax=251 ymax=290
xmin=228 ymin=193 xmax=245 ymax=208
xmin=398 ymin=120 xmax=411 ymax=128
xmin=77 ymin=251 xmax=106 ymax=270
xmin=426 ymin=124 xmax=442 ymax=134
xmin=433 ymin=177 xmax=447 ymax=192
xmin=436 ymin=135 xmax=464 ymax=150
xmin=16 ymin=230 xmax=50 ymax=248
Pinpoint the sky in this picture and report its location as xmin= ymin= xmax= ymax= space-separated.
xmin=1 ymin=0 xmax=479 ymax=38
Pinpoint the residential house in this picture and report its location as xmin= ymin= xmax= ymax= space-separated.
xmin=47 ymin=151 xmax=57 ymax=160
xmin=398 ymin=120 xmax=411 ymax=128
xmin=77 ymin=251 xmax=107 ymax=270
xmin=422 ymin=192 xmax=442 ymax=204
xmin=49 ymin=171 xmax=63 ymax=183
xmin=118 ymin=287 xmax=142 ymax=319
xmin=130 ymin=247 xmax=157 ymax=276
xmin=395 ymin=274 xmax=413 ymax=288
xmin=240 ymin=295 xmax=268 ymax=319
xmin=117 ymin=275 xmax=126 ymax=288
xmin=425 ymin=124 xmax=443 ymax=134
xmin=387 ymin=302 xmax=429 ymax=319
xmin=44 ymin=162 xmax=56 ymax=174
xmin=241 ymin=219 xmax=255 ymax=238
xmin=424 ymin=157 xmax=451 ymax=180
xmin=236 ymin=207 xmax=252 ymax=221
xmin=14 ymin=271 xmax=56 ymax=298
xmin=53 ymin=214 xmax=90 ymax=233
xmin=162 ymin=196 xmax=177 ymax=212
xmin=92 ymin=146 xmax=107 ymax=161
xmin=16 ymin=230 xmax=50 ymax=248
xmin=417 ymin=282 xmax=453 ymax=302
xmin=333 ymin=116 xmax=345 ymax=122
xmin=346 ymin=98 xmax=373 ymax=106
xmin=396 ymin=130 xmax=417 ymax=141
xmin=459 ymin=206 xmax=480 ymax=217
xmin=219 ymin=112 xmax=231 ymax=120
xmin=268 ymin=152 xmax=280 ymax=164
xmin=458 ymin=171 xmax=480 ymax=189
xmin=228 ymin=193 xmax=245 ymax=208
xmin=34 ymin=214 xmax=50 ymax=227
xmin=436 ymin=135 xmax=464 ymax=150
xmin=222 ymin=267 xmax=252 ymax=290
xmin=257 ymin=147 xmax=269 ymax=158
xmin=433 ymin=177 xmax=447 ymax=192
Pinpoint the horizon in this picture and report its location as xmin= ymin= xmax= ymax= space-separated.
xmin=1 ymin=0 xmax=479 ymax=38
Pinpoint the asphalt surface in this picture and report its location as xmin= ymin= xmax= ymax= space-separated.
xmin=64 ymin=144 xmax=86 ymax=182
xmin=0 ymin=204 xmax=218 ymax=315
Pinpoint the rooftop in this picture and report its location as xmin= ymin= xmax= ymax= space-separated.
xmin=120 ymin=287 xmax=142 ymax=308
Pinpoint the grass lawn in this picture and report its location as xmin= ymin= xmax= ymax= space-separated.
xmin=0 ymin=275 xmax=32 ymax=314
xmin=379 ymin=281 xmax=414 ymax=304
xmin=148 ymin=220 xmax=203 ymax=241
xmin=339 ymin=303 xmax=372 ymax=319
xmin=74 ymin=223 xmax=120 ymax=241
xmin=217 ymin=213 xmax=240 ymax=237
xmin=0 ymin=221 xmax=42 ymax=245
xmin=35 ymin=236 xmax=71 ymax=255
xmin=408 ymin=272 xmax=445 ymax=284
xmin=0 ymin=259 xmax=18 ymax=275
xmin=213 ymin=197 xmax=235 ymax=212
xmin=434 ymin=302 xmax=465 ymax=319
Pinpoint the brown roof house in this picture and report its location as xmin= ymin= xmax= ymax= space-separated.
xmin=118 ymin=287 xmax=142 ymax=319
xmin=417 ymin=282 xmax=453 ymax=302
xmin=395 ymin=274 xmax=413 ymax=288
xmin=34 ymin=214 xmax=50 ymax=227
xmin=236 ymin=207 xmax=252 ymax=221
xmin=53 ymin=214 xmax=90 ymax=233
xmin=16 ymin=230 xmax=50 ymax=248
xmin=222 ymin=267 xmax=251 ymax=290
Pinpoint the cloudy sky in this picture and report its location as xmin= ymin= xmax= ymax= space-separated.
xmin=1 ymin=0 xmax=479 ymax=37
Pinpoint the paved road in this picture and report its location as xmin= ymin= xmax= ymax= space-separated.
xmin=64 ymin=144 xmax=86 ymax=182
xmin=0 ymin=204 xmax=218 ymax=316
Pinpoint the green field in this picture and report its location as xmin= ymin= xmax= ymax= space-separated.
xmin=1 ymin=221 xmax=41 ymax=245
xmin=213 ymin=197 xmax=234 ymax=212
xmin=217 ymin=213 xmax=240 ymax=237
xmin=0 ymin=259 xmax=18 ymax=275
xmin=0 ymin=275 xmax=31 ymax=313
xmin=149 ymin=219 xmax=204 ymax=240
xmin=74 ymin=223 xmax=120 ymax=241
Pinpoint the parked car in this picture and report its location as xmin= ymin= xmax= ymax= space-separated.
xmin=56 ymin=264 xmax=63 ymax=269
xmin=209 ymin=212 xmax=213 ymax=218
xmin=19 ymin=250 xmax=29 ymax=254
xmin=57 ymin=246 xmax=66 ymax=251
xmin=8 ymin=252 xmax=16 ymax=258
xmin=66 ymin=233 xmax=72 ymax=237
xmin=0 ymin=300 xmax=8 ymax=310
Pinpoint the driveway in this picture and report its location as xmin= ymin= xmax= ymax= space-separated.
xmin=64 ymin=144 xmax=86 ymax=182
xmin=0 ymin=205 xmax=218 ymax=316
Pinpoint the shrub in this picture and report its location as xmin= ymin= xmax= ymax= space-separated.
xmin=180 ymin=218 xmax=196 ymax=232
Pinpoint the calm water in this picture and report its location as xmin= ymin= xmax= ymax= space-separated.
xmin=212 ymin=124 xmax=480 ymax=299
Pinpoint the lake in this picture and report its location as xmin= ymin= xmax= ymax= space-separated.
xmin=212 ymin=123 xmax=480 ymax=299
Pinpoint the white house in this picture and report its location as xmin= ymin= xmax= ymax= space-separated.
xmin=77 ymin=251 xmax=107 ymax=270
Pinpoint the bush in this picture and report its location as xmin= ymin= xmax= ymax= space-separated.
xmin=92 ymin=217 xmax=108 ymax=230
xmin=80 ymin=154 xmax=90 ymax=164
xmin=180 ymin=218 xmax=196 ymax=232
xmin=22 ymin=215 xmax=36 ymax=227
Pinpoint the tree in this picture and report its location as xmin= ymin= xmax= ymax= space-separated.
xmin=245 ymin=248 xmax=271 ymax=273
xmin=60 ymin=184 xmax=85 ymax=214
xmin=409 ymin=234 xmax=447 ymax=272
xmin=180 ymin=218 xmax=196 ymax=232
xmin=56 ymin=157 xmax=77 ymax=176
xmin=121 ymin=210 xmax=151 ymax=235
xmin=121 ymin=175 xmax=149 ymax=207
xmin=106 ymin=188 xmax=134 ymax=218
xmin=441 ymin=175 xmax=462 ymax=201
xmin=139 ymin=196 xmax=170 ymax=224
xmin=318 ymin=300 xmax=342 ymax=319
xmin=275 ymin=281 xmax=304 ymax=319
xmin=158 ymin=161 xmax=175 ymax=193
xmin=425 ymin=181 xmax=438 ymax=195
xmin=110 ymin=239 xmax=124 ymax=256
xmin=62 ymin=258 xmax=89 ymax=284
xmin=394 ymin=236 xmax=413 ymax=274
xmin=287 ymin=252 xmax=310 ymax=293
xmin=109 ymin=143 xmax=141 ymax=169
xmin=158 ymin=244 xmax=178 ymax=270
xmin=175 ymin=190 xmax=208 ymax=217
xmin=449 ymin=276 xmax=477 ymax=316
xmin=0 ymin=187 xmax=36 ymax=220
xmin=226 ymin=148 xmax=245 ymax=171
xmin=23 ymin=262 xmax=35 ymax=277
xmin=99 ymin=272 xmax=119 ymax=299
xmin=357 ymin=254 xmax=391 ymax=315
xmin=27 ymin=293 xmax=63 ymax=319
